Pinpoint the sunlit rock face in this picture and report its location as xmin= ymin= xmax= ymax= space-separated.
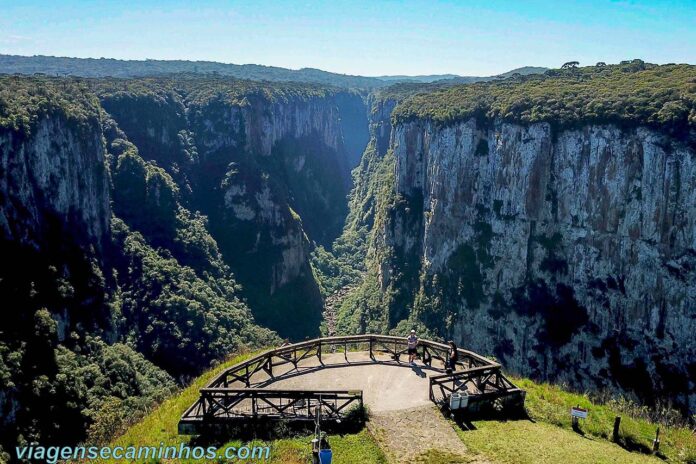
xmin=0 ymin=114 xmax=110 ymax=249
xmin=383 ymin=117 xmax=695 ymax=411
xmin=0 ymin=111 xmax=112 ymax=336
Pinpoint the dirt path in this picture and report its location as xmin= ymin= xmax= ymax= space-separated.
xmin=368 ymin=404 xmax=491 ymax=463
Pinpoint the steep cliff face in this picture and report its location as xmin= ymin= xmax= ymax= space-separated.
xmin=0 ymin=96 xmax=116 ymax=448
xmin=99 ymin=82 xmax=369 ymax=338
xmin=381 ymin=117 xmax=696 ymax=411
xmin=190 ymin=94 xmax=353 ymax=336
xmin=0 ymin=113 xmax=110 ymax=251
xmin=0 ymin=107 xmax=112 ymax=341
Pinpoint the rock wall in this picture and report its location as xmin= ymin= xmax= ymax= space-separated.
xmin=0 ymin=110 xmax=112 ymax=444
xmin=0 ymin=111 xmax=112 ymax=335
xmin=101 ymin=89 xmax=369 ymax=338
xmin=0 ymin=114 xmax=110 ymax=249
xmin=383 ymin=117 xmax=696 ymax=411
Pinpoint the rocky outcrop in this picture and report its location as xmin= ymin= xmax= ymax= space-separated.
xmin=382 ymin=117 xmax=696 ymax=412
xmin=0 ymin=110 xmax=112 ymax=338
xmin=191 ymin=94 xmax=366 ymax=337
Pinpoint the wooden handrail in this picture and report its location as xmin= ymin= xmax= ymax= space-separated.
xmin=429 ymin=364 xmax=502 ymax=384
xmin=201 ymin=388 xmax=362 ymax=395
xmin=180 ymin=334 xmax=523 ymax=429
xmin=207 ymin=334 xmax=495 ymax=389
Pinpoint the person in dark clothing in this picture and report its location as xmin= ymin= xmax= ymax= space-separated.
xmin=407 ymin=330 xmax=419 ymax=364
xmin=446 ymin=340 xmax=459 ymax=373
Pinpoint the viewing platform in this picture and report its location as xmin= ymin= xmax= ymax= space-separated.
xmin=179 ymin=335 xmax=525 ymax=434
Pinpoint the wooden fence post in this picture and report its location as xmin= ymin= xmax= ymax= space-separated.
xmin=612 ymin=416 xmax=621 ymax=442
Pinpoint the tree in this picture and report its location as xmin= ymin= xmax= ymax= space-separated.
xmin=596 ymin=62 xmax=607 ymax=67
xmin=562 ymin=61 xmax=579 ymax=69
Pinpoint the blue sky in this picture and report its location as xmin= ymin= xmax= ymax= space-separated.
xmin=1 ymin=0 xmax=694 ymax=76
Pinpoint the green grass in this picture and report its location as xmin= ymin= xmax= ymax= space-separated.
xmin=253 ymin=431 xmax=387 ymax=464
xmin=413 ymin=449 xmax=478 ymax=463
xmin=108 ymin=351 xmax=260 ymax=451
xmin=90 ymin=349 xmax=386 ymax=464
xmin=453 ymin=377 xmax=696 ymax=464
xmin=457 ymin=420 xmax=661 ymax=464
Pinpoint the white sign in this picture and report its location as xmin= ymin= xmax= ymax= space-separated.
xmin=571 ymin=407 xmax=588 ymax=419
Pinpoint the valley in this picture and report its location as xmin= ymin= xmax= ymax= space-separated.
xmin=0 ymin=58 xmax=694 ymax=462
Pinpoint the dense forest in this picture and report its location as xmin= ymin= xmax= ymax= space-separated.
xmin=394 ymin=60 xmax=696 ymax=136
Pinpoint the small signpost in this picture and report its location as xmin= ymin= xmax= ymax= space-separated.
xmin=571 ymin=406 xmax=588 ymax=430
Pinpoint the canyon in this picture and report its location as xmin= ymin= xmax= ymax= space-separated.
xmin=0 ymin=62 xmax=694 ymax=453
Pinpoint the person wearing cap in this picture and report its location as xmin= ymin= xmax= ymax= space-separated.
xmin=407 ymin=330 xmax=419 ymax=365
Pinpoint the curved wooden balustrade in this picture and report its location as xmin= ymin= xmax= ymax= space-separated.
xmin=179 ymin=334 xmax=524 ymax=434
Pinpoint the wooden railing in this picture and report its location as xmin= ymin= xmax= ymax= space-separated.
xmin=179 ymin=334 xmax=523 ymax=433
xmin=429 ymin=365 xmax=518 ymax=401
xmin=206 ymin=334 xmax=495 ymax=389
xmin=184 ymin=388 xmax=363 ymax=422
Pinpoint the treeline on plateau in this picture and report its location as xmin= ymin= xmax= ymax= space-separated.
xmin=393 ymin=60 xmax=696 ymax=137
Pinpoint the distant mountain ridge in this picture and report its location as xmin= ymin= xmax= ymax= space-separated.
xmin=0 ymin=54 xmax=547 ymax=88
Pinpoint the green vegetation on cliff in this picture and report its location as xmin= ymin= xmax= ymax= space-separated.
xmin=394 ymin=61 xmax=696 ymax=135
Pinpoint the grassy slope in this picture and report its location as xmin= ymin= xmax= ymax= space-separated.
xmin=458 ymin=421 xmax=660 ymax=464
xmin=101 ymin=350 xmax=694 ymax=464
xmin=456 ymin=377 xmax=696 ymax=464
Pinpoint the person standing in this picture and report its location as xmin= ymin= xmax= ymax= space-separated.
xmin=446 ymin=340 xmax=459 ymax=373
xmin=407 ymin=330 xmax=419 ymax=365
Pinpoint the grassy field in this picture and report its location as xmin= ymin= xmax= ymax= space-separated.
xmin=455 ymin=377 xmax=696 ymax=464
